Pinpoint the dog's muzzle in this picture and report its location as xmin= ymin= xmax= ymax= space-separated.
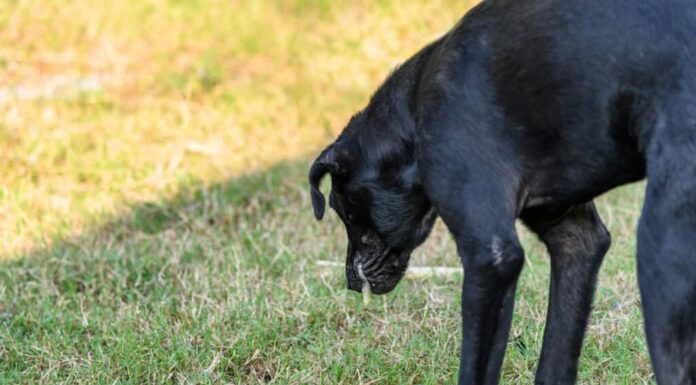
xmin=346 ymin=249 xmax=408 ymax=295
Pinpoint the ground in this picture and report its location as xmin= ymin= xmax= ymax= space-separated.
xmin=0 ymin=1 xmax=652 ymax=383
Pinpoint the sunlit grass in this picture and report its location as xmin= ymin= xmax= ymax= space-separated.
xmin=0 ymin=0 xmax=472 ymax=256
xmin=0 ymin=0 xmax=652 ymax=383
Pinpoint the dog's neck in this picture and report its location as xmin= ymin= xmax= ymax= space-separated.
xmin=344 ymin=38 xmax=443 ymax=169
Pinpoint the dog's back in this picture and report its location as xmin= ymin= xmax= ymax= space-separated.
xmin=418 ymin=0 xmax=696 ymax=206
xmin=488 ymin=0 xmax=696 ymax=128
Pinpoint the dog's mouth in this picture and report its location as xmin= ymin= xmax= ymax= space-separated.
xmin=346 ymin=250 xmax=408 ymax=295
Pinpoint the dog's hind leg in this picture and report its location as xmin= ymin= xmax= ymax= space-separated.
xmin=638 ymin=105 xmax=696 ymax=384
xmin=521 ymin=202 xmax=611 ymax=385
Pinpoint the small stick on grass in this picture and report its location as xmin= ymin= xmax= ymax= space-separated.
xmin=316 ymin=260 xmax=462 ymax=280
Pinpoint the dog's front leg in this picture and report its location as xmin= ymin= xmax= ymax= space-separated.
xmin=434 ymin=196 xmax=524 ymax=385
xmin=417 ymin=71 xmax=526 ymax=383
xmin=458 ymin=250 xmax=522 ymax=385
xmin=522 ymin=202 xmax=611 ymax=385
xmin=456 ymin=226 xmax=524 ymax=385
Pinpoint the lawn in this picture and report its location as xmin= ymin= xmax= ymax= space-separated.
xmin=0 ymin=1 xmax=653 ymax=383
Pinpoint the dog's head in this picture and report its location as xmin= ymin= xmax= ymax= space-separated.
xmin=309 ymin=114 xmax=437 ymax=295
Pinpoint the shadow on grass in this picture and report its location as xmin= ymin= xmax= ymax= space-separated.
xmin=0 ymin=158 xmax=354 ymax=383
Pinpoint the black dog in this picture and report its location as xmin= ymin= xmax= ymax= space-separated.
xmin=309 ymin=0 xmax=696 ymax=383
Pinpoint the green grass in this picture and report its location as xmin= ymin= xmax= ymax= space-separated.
xmin=0 ymin=0 xmax=653 ymax=383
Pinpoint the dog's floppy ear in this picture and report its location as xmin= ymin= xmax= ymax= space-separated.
xmin=309 ymin=144 xmax=343 ymax=220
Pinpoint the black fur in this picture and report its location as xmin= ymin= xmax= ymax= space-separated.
xmin=309 ymin=0 xmax=696 ymax=383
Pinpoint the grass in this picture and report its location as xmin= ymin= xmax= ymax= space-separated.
xmin=0 ymin=0 xmax=653 ymax=383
